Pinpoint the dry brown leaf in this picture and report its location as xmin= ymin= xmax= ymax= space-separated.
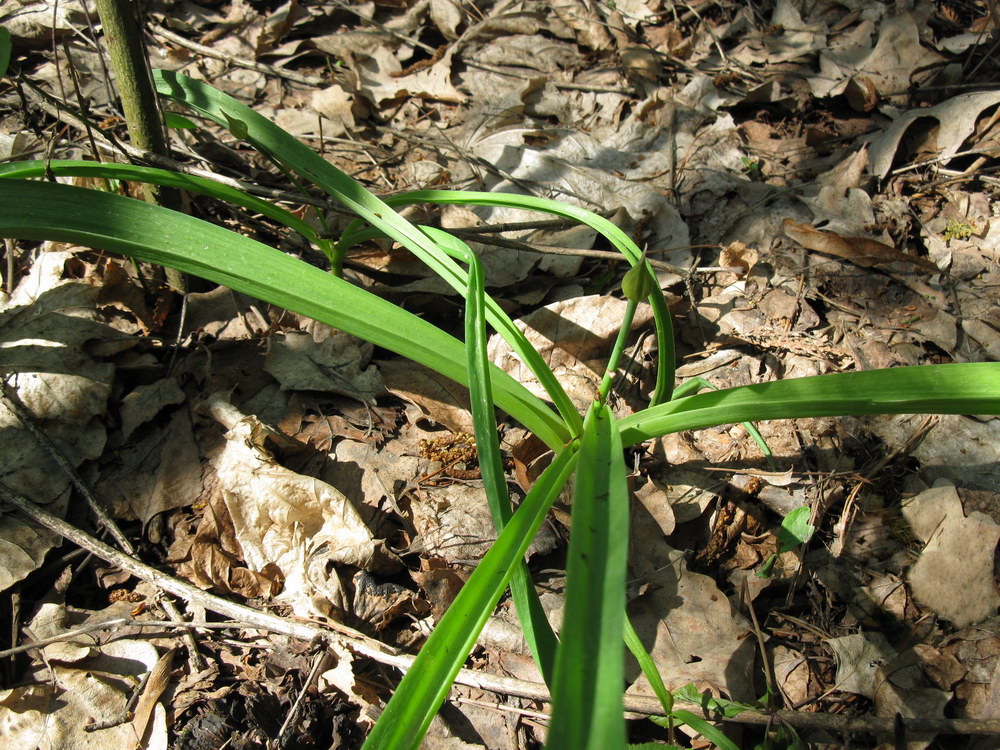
xmin=95 ymin=407 xmax=201 ymax=527
xmin=783 ymin=218 xmax=938 ymax=273
xmin=265 ymin=330 xmax=383 ymax=404
xmin=874 ymin=649 xmax=951 ymax=746
xmin=825 ymin=632 xmax=897 ymax=698
xmin=627 ymin=541 xmax=756 ymax=703
xmin=205 ymin=395 xmax=397 ymax=618
xmin=771 ymin=645 xmax=814 ymax=707
xmin=549 ymin=0 xmax=613 ymax=50
xmin=904 ymin=484 xmax=1000 ymax=628
xmin=380 ymin=358 xmax=474 ymax=434
xmin=869 ymin=90 xmax=1000 ymax=178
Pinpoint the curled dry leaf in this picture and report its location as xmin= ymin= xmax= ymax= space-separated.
xmin=783 ymin=218 xmax=938 ymax=273
xmin=869 ymin=91 xmax=1000 ymax=179
xmin=205 ymin=394 xmax=398 ymax=619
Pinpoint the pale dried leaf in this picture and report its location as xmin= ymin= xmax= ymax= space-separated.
xmin=771 ymin=645 xmax=812 ymax=707
xmin=825 ymin=632 xmax=897 ymax=698
xmin=310 ymin=84 xmax=357 ymax=137
xmin=207 ymin=397 xmax=394 ymax=617
xmin=265 ymin=330 xmax=383 ymax=403
xmin=0 ymin=603 xmax=167 ymax=750
xmin=867 ymin=415 xmax=1000 ymax=493
xmin=0 ymin=260 xmax=119 ymax=589
xmin=869 ymin=91 xmax=1000 ymax=178
xmin=906 ymin=488 xmax=1000 ymax=627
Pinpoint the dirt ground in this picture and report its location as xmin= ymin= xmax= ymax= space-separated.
xmin=1 ymin=1 xmax=999 ymax=748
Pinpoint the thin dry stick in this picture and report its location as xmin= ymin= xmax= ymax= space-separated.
xmin=1 ymin=379 xmax=132 ymax=551
xmin=3 ymin=482 xmax=1000 ymax=738
xmin=0 ymin=619 xmax=263 ymax=660
xmin=150 ymin=24 xmax=327 ymax=88
xmin=0 ymin=379 xmax=205 ymax=669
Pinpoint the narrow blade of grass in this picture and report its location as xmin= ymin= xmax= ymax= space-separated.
xmin=624 ymin=615 xmax=672 ymax=716
xmin=362 ymin=445 xmax=579 ymax=750
xmin=0 ymin=180 xmax=569 ymax=450
xmin=421 ymin=226 xmax=558 ymax=683
xmin=0 ymin=159 xmax=328 ymax=252
xmin=152 ymin=69 xmax=583 ymax=434
xmin=618 ymin=363 xmax=1000 ymax=446
xmin=547 ymin=401 xmax=629 ymax=750
xmin=669 ymin=710 xmax=740 ymax=750
xmin=351 ymin=188 xmax=677 ymax=405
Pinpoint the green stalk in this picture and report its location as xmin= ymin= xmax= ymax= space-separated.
xmin=345 ymin=189 xmax=677 ymax=406
xmin=618 ymin=363 xmax=1000 ymax=446
xmin=419 ymin=226 xmax=558 ymax=683
xmin=0 ymin=180 xmax=569 ymax=450
xmin=598 ymin=299 xmax=638 ymax=404
xmin=547 ymin=401 xmax=629 ymax=750
xmin=152 ymin=70 xmax=583 ymax=435
xmin=362 ymin=446 xmax=579 ymax=750
xmin=95 ymin=0 xmax=185 ymax=292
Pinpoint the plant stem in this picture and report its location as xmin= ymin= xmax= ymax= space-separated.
xmin=95 ymin=0 xmax=185 ymax=292
xmin=597 ymin=299 xmax=638 ymax=404
xmin=94 ymin=0 xmax=166 ymax=155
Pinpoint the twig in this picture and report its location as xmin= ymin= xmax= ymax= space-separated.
xmin=3 ymin=481 xmax=1000 ymax=737
xmin=0 ymin=379 xmax=205 ymax=669
xmin=0 ymin=619 xmax=265 ymax=660
xmin=150 ymin=24 xmax=327 ymax=88
xmin=0 ymin=379 xmax=132 ymax=551
xmin=277 ymin=646 xmax=333 ymax=747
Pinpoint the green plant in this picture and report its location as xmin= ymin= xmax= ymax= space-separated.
xmin=757 ymin=505 xmax=815 ymax=578
xmin=1 ymin=70 xmax=998 ymax=748
xmin=943 ymin=218 xmax=978 ymax=241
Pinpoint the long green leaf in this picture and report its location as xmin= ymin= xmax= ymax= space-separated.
xmin=420 ymin=226 xmax=558 ymax=684
xmin=624 ymin=615 xmax=672 ymax=716
xmin=0 ymin=180 xmax=569 ymax=449
xmin=344 ymin=188 xmax=677 ymax=405
xmin=363 ymin=445 xmax=579 ymax=750
xmin=0 ymin=159 xmax=328 ymax=252
xmin=547 ymin=401 xmax=629 ymax=750
xmin=618 ymin=363 xmax=1000 ymax=446
xmin=669 ymin=710 xmax=740 ymax=750
xmin=152 ymin=69 xmax=583 ymax=435
xmin=0 ymin=26 xmax=11 ymax=79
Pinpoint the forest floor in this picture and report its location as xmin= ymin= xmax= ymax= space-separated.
xmin=1 ymin=1 xmax=1000 ymax=748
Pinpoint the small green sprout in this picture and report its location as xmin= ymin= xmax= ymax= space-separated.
xmin=757 ymin=505 xmax=815 ymax=578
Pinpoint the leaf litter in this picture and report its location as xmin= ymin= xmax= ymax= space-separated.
xmin=1 ymin=0 xmax=1000 ymax=747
